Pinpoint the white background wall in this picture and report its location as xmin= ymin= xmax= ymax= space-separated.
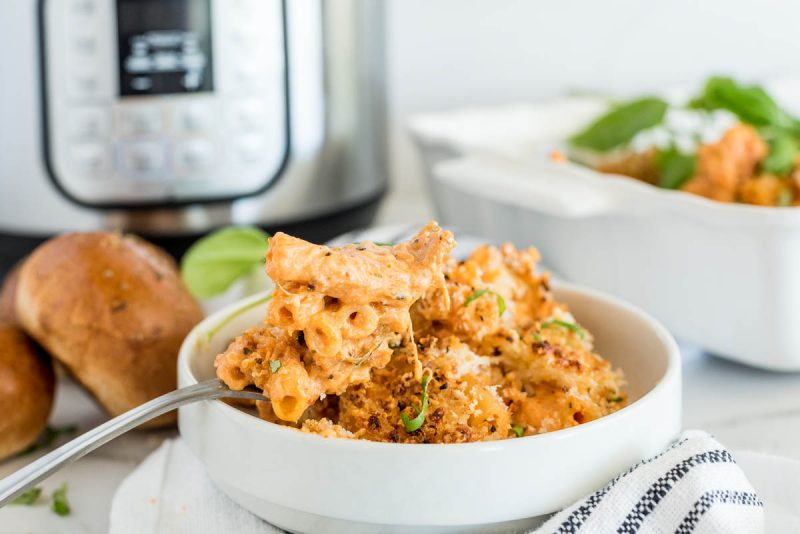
xmin=379 ymin=0 xmax=800 ymax=222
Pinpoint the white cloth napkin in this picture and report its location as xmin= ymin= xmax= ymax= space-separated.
xmin=109 ymin=430 xmax=764 ymax=534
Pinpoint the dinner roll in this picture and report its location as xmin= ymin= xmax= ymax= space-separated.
xmin=0 ymin=323 xmax=54 ymax=460
xmin=0 ymin=261 xmax=22 ymax=325
xmin=16 ymin=232 xmax=204 ymax=427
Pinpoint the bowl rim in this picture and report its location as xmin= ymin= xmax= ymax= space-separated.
xmin=178 ymin=280 xmax=681 ymax=452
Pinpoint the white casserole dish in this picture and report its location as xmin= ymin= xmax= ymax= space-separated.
xmin=410 ymin=92 xmax=800 ymax=371
xmin=177 ymin=283 xmax=681 ymax=534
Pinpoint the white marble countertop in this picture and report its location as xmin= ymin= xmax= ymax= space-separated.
xmin=2 ymin=183 xmax=800 ymax=532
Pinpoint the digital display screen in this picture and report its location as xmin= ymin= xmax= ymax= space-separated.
xmin=116 ymin=0 xmax=214 ymax=96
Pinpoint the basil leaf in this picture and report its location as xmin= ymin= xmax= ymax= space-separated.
xmin=181 ymin=227 xmax=270 ymax=299
xmin=51 ymin=482 xmax=70 ymax=517
xmin=691 ymin=77 xmax=796 ymax=130
xmin=569 ymin=97 xmax=668 ymax=152
xmin=401 ymin=373 xmax=431 ymax=433
xmin=511 ymin=424 xmax=524 ymax=438
xmin=656 ymin=147 xmax=696 ymax=189
xmin=10 ymin=487 xmax=42 ymax=506
xmin=761 ymin=134 xmax=798 ymax=176
xmin=464 ymin=289 xmax=506 ymax=316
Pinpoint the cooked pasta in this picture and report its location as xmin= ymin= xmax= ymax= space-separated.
xmin=215 ymin=222 xmax=626 ymax=441
xmin=216 ymin=222 xmax=455 ymax=422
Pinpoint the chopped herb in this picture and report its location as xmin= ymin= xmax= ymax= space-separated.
xmin=401 ymin=373 xmax=431 ymax=433
xmin=541 ymin=318 xmax=585 ymax=339
xmin=374 ymin=242 xmax=394 ymax=246
xmin=511 ymin=425 xmax=524 ymax=438
xmin=464 ymin=289 xmax=506 ymax=316
xmin=607 ymin=396 xmax=624 ymax=403
xmin=569 ymin=97 xmax=669 ymax=152
xmin=180 ymin=226 xmax=270 ymax=299
xmin=352 ymin=339 xmax=385 ymax=367
xmin=269 ymin=360 xmax=281 ymax=373
xmin=51 ymin=482 xmax=70 ymax=517
xmin=19 ymin=425 xmax=78 ymax=456
xmin=10 ymin=487 xmax=42 ymax=506
xmin=778 ymin=188 xmax=794 ymax=207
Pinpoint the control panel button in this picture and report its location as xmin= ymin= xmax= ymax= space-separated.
xmin=234 ymin=134 xmax=267 ymax=163
xmin=175 ymin=139 xmax=216 ymax=172
xmin=175 ymin=104 xmax=214 ymax=133
xmin=119 ymin=107 xmax=164 ymax=136
xmin=73 ymin=35 xmax=98 ymax=56
xmin=122 ymin=141 xmax=167 ymax=177
xmin=69 ymin=0 xmax=96 ymax=16
xmin=68 ymin=71 xmax=103 ymax=99
xmin=230 ymin=100 xmax=267 ymax=131
xmin=68 ymin=107 xmax=111 ymax=139
xmin=71 ymin=143 xmax=111 ymax=177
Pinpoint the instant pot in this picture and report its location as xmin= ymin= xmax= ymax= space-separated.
xmin=0 ymin=0 xmax=387 ymax=271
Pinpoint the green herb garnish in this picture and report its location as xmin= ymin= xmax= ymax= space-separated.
xmin=464 ymin=289 xmax=506 ymax=316
xmin=511 ymin=425 xmax=524 ymax=438
xmin=203 ymin=294 xmax=273 ymax=344
xmin=778 ymin=188 xmax=794 ymax=207
xmin=761 ymin=132 xmax=799 ymax=176
xmin=541 ymin=318 xmax=585 ymax=339
xmin=19 ymin=425 xmax=78 ymax=456
xmin=569 ymin=97 xmax=669 ymax=152
xmin=269 ymin=360 xmax=281 ymax=373
xmin=401 ymin=373 xmax=431 ymax=433
xmin=51 ymin=482 xmax=70 ymax=517
xmin=10 ymin=487 xmax=42 ymax=506
xmin=181 ymin=227 xmax=270 ymax=299
xmin=690 ymin=76 xmax=798 ymax=131
xmin=655 ymin=146 xmax=696 ymax=189
xmin=607 ymin=396 xmax=624 ymax=403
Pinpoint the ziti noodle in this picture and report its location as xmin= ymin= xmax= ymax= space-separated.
xmin=215 ymin=222 xmax=626 ymax=442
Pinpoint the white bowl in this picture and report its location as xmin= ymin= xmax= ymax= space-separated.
xmin=410 ymin=91 xmax=800 ymax=371
xmin=177 ymin=283 xmax=681 ymax=534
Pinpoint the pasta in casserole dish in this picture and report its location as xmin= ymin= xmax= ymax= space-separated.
xmin=216 ymin=222 xmax=626 ymax=443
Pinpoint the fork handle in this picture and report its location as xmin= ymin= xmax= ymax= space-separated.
xmin=0 ymin=379 xmax=259 ymax=507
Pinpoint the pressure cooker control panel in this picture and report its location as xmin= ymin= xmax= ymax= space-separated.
xmin=41 ymin=0 xmax=289 ymax=206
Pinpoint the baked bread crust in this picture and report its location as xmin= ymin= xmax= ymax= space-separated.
xmin=16 ymin=232 xmax=204 ymax=427
xmin=0 ymin=324 xmax=54 ymax=460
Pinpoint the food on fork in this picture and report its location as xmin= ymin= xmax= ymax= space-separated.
xmin=15 ymin=232 xmax=204 ymax=428
xmin=0 ymin=323 xmax=54 ymax=460
xmin=216 ymin=222 xmax=455 ymax=421
xmin=216 ymin=223 xmax=626 ymax=442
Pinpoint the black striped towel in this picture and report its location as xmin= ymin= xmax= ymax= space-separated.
xmin=534 ymin=430 xmax=764 ymax=533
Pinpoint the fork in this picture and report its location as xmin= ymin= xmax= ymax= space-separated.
xmin=0 ymin=379 xmax=266 ymax=507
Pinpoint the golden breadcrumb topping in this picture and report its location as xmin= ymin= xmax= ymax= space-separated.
xmin=216 ymin=223 xmax=626 ymax=442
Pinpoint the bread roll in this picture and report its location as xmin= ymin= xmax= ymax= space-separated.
xmin=0 ymin=261 xmax=21 ymax=325
xmin=0 ymin=323 xmax=54 ymax=460
xmin=16 ymin=233 xmax=204 ymax=427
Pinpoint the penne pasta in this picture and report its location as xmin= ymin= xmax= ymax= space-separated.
xmin=215 ymin=222 xmax=626 ymax=440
